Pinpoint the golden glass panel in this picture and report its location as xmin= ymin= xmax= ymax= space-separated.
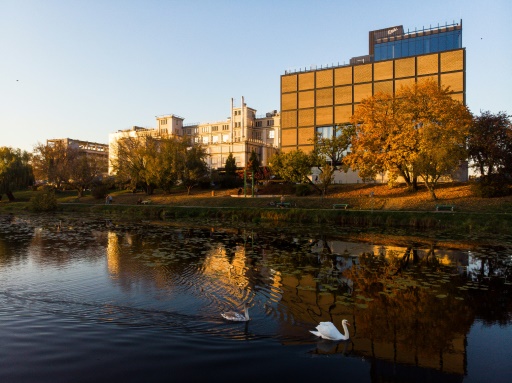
xmin=281 ymin=110 xmax=297 ymax=129
xmin=316 ymin=69 xmax=333 ymax=88
xmin=374 ymin=61 xmax=393 ymax=81
xmin=417 ymin=53 xmax=439 ymax=75
xmin=281 ymin=129 xmax=297 ymax=146
xmin=441 ymin=71 xmax=464 ymax=92
xmin=354 ymin=83 xmax=373 ymax=103
xmin=334 ymin=86 xmax=352 ymax=104
xmin=298 ymin=127 xmax=315 ymax=145
xmin=298 ymin=109 xmax=314 ymax=127
xmin=281 ymin=92 xmax=297 ymax=111
xmin=450 ymin=93 xmax=464 ymax=103
xmin=298 ymin=72 xmax=315 ymax=90
xmin=354 ymin=63 xmax=372 ymax=83
xmin=334 ymin=66 xmax=353 ymax=86
xmin=373 ymin=80 xmax=393 ymax=95
xmin=281 ymin=75 xmax=297 ymax=93
xmin=335 ymin=105 xmax=353 ymax=124
xmin=316 ymin=106 xmax=333 ymax=125
xmin=441 ymin=49 xmax=464 ymax=72
xmin=395 ymin=78 xmax=416 ymax=91
xmin=316 ymin=88 xmax=333 ymax=107
xmin=417 ymin=75 xmax=438 ymax=85
xmin=298 ymin=90 xmax=315 ymax=109
xmin=395 ymin=57 xmax=415 ymax=78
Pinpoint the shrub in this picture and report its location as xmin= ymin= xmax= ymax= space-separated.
xmin=471 ymin=174 xmax=512 ymax=198
xmin=29 ymin=190 xmax=58 ymax=212
xmin=295 ymin=184 xmax=313 ymax=196
xmin=91 ymin=184 xmax=109 ymax=199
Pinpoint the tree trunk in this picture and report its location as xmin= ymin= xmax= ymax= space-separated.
xmin=6 ymin=190 xmax=15 ymax=202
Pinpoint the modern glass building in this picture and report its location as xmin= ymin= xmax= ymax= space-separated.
xmin=280 ymin=20 xmax=465 ymax=154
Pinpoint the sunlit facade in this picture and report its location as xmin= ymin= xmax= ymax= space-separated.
xmin=280 ymin=21 xmax=465 ymax=160
xmin=109 ymin=97 xmax=280 ymax=175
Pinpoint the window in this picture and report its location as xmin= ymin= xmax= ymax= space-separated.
xmin=160 ymin=119 xmax=167 ymax=125
xmin=316 ymin=126 xmax=334 ymax=139
xmin=222 ymin=134 xmax=229 ymax=142
xmin=212 ymin=136 xmax=218 ymax=143
xmin=252 ymin=131 xmax=262 ymax=140
xmin=267 ymin=120 xmax=274 ymax=126
xmin=268 ymin=130 xmax=275 ymax=139
xmin=222 ymin=125 xmax=229 ymax=130
xmin=202 ymin=136 xmax=209 ymax=144
xmin=255 ymin=121 xmax=262 ymax=127
xmin=212 ymin=126 xmax=219 ymax=131
xmin=201 ymin=127 xmax=209 ymax=133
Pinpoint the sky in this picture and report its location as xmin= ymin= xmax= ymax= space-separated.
xmin=1 ymin=0 xmax=511 ymax=153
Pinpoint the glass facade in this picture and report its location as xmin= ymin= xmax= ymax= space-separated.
xmin=375 ymin=30 xmax=462 ymax=61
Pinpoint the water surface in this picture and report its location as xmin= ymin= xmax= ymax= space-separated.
xmin=1 ymin=213 xmax=511 ymax=382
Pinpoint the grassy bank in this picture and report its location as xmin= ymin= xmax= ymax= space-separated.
xmin=1 ymin=183 xmax=511 ymax=237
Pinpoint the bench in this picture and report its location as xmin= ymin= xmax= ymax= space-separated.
xmin=435 ymin=204 xmax=454 ymax=211
xmin=333 ymin=203 xmax=349 ymax=210
xmin=141 ymin=200 xmax=152 ymax=205
xmin=275 ymin=202 xmax=291 ymax=208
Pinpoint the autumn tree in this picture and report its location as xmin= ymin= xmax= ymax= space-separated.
xmin=32 ymin=141 xmax=80 ymax=189
xmin=467 ymin=110 xmax=512 ymax=197
xmin=68 ymin=154 xmax=102 ymax=197
xmin=348 ymin=79 xmax=472 ymax=199
xmin=0 ymin=147 xmax=34 ymax=201
xmin=246 ymin=150 xmax=261 ymax=175
xmin=468 ymin=110 xmax=512 ymax=178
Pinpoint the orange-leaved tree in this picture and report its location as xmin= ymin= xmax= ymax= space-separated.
xmin=348 ymin=79 xmax=472 ymax=199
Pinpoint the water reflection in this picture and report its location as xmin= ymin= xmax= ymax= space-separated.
xmin=1 ymin=213 xmax=512 ymax=382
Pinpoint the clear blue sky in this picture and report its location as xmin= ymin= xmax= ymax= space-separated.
xmin=1 ymin=0 xmax=511 ymax=152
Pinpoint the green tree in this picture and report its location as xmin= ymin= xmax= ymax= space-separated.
xmin=310 ymin=123 xmax=354 ymax=195
xmin=268 ymin=150 xmax=314 ymax=184
xmin=0 ymin=147 xmax=34 ymax=201
xmin=224 ymin=153 xmax=237 ymax=177
xmin=111 ymin=136 xmax=158 ymax=195
xmin=181 ymin=145 xmax=208 ymax=195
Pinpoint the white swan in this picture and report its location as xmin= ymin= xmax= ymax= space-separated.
xmin=310 ymin=319 xmax=350 ymax=340
xmin=221 ymin=303 xmax=250 ymax=322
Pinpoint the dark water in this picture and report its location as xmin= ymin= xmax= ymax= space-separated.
xmin=1 ymin=213 xmax=511 ymax=383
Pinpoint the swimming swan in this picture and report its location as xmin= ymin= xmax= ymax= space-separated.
xmin=310 ymin=319 xmax=350 ymax=340
xmin=221 ymin=303 xmax=250 ymax=322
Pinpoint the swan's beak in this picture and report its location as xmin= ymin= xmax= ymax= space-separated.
xmin=346 ymin=322 xmax=351 ymax=326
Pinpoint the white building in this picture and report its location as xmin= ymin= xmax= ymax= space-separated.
xmin=108 ymin=97 xmax=280 ymax=175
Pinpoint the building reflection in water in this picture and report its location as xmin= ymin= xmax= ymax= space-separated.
xmin=101 ymin=224 xmax=511 ymax=378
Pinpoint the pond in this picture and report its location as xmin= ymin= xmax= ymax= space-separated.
xmin=1 ymin=213 xmax=511 ymax=383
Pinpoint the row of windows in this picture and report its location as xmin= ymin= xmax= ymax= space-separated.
xmin=281 ymin=72 xmax=464 ymax=111
xmin=375 ymin=30 xmax=462 ymax=61
xmin=281 ymin=50 xmax=464 ymax=92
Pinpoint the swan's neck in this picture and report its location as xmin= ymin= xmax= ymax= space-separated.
xmin=341 ymin=322 xmax=349 ymax=337
xmin=244 ymin=306 xmax=250 ymax=320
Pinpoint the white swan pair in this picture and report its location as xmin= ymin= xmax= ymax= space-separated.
xmin=221 ymin=304 xmax=350 ymax=342
xmin=221 ymin=303 xmax=250 ymax=322
xmin=310 ymin=319 xmax=350 ymax=341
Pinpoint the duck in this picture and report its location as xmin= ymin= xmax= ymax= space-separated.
xmin=310 ymin=319 xmax=350 ymax=340
xmin=221 ymin=303 xmax=250 ymax=322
